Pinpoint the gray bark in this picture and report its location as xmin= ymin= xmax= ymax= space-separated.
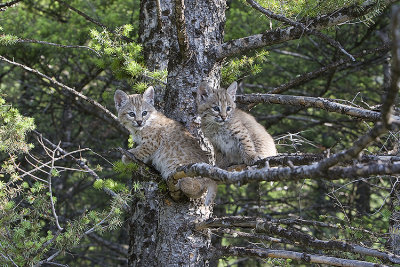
xmin=128 ymin=0 xmax=226 ymax=265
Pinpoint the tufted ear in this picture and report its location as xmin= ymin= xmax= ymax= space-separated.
xmin=143 ymin=86 xmax=155 ymax=106
xmin=114 ymin=90 xmax=129 ymax=112
xmin=226 ymin=81 xmax=237 ymax=101
xmin=197 ymin=81 xmax=211 ymax=103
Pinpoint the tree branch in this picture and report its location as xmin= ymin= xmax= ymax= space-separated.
xmin=47 ymin=143 xmax=64 ymax=232
xmin=17 ymin=38 xmax=100 ymax=56
xmin=54 ymin=0 xmax=133 ymax=43
xmin=33 ymin=131 xmax=130 ymax=212
xmin=0 ymin=0 xmax=22 ymax=11
xmin=178 ymin=159 xmax=400 ymax=185
xmin=263 ymin=44 xmax=390 ymax=94
xmin=382 ymin=4 xmax=400 ymax=127
xmin=201 ymin=216 xmax=400 ymax=264
xmin=236 ymin=94 xmax=398 ymax=122
xmin=0 ymin=55 xmax=127 ymax=134
xmin=213 ymin=0 xmax=396 ymax=60
xmin=217 ymin=246 xmax=391 ymax=267
xmin=245 ymin=0 xmax=355 ymax=61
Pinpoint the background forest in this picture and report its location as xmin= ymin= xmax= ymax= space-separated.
xmin=0 ymin=0 xmax=399 ymax=266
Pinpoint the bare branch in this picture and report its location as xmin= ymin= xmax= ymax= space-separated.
xmin=17 ymin=38 xmax=100 ymax=56
xmin=33 ymin=251 xmax=62 ymax=267
xmin=0 ymin=55 xmax=127 ymax=134
xmin=213 ymin=0 xmax=396 ymax=60
xmin=54 ymin=0 xmax=133 ymax=43
xmin=47 ymin=144 xmax=64 ymax=232
xmin=203 ymin=217 xmax=400 ymax=264
xmin=178 ymin=159 xmax=400 ymax=185
xmin=88 ymin=233 xmax=128 ymax=257
xmin=217 ymin=246 xmax=391 ymax=267
xmin=33 ymin=131 xmax=130 ymax=212
xmin=264 ymin=44 xmax=390 ymax=94
xmin=246 ymin=0 xmax=355 ymax=61
xmin=236 ymin=94 xmax=395 ymax=122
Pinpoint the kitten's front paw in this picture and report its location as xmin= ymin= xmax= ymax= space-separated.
xmin=178 ymin=177 xmax=206 ymax=199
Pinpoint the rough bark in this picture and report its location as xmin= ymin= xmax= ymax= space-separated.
xmin=128 ymin=0 xmax=226 ymax=266
xmin=163 ymin=0 xmax=226 ymax=130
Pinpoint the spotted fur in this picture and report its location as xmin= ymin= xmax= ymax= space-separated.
xmin=197 ymin=81 xmax=277 ymax=168
xmin=115 ymin=87 xmax=216 ymax=205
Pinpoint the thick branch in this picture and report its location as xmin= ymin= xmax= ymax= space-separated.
xmin=214 ymin=0 xmax=396 ymax=60
xmin=178 ymin=160 xmax=400 ymax=185
xmin=257 ymin=153 xmax=400 ymax=167
xmin=382 ymin=5 xmax=400 ymax=126
xmin=217 ymin=246 xmax=390 ymax=267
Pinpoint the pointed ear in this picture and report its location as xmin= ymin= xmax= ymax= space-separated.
xmin=114 ymin=90 xmax=129 ymax=112
xmin=143 ymin=86 xmax=154 ymax=106
xmin=226 ymin=81 xmax=237 ymax=100
xmin=197 ymin=81 xmax=210 ymax=103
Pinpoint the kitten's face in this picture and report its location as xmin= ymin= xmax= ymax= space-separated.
xmin=197 ymin=82 xmax=237 ymax=125
xmin=114 ymin=87 xmax=155 ymax=131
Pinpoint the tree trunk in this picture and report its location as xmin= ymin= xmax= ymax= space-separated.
xmin=129 ymin=0 xmax=226 ymax=265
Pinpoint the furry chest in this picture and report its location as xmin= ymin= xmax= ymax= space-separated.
xmin=209 ymin=130 xmax=242 ymax=163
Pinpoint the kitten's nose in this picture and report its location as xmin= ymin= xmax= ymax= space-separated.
xmin=137 ymin=120 xmax=143 ymax=126
xmin=220 ymin=115 xmax=226 ymax=121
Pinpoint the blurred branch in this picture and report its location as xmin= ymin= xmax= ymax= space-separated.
xmin=88 ymin=233 xmax=128 ymax=257
xmin=203 ymin=216 xmax=400 ymax=264
xmin=382 ymin=4 xmax=400 ymax=127
xmin=214 ymin=0 xmax=396 ymax=60
xmin=254 ymin=44 xmax=389 ymax=94
xmin=54 ymin=0 xmax=133 ymax=43
xmin=0 ymin=55 xmax=128 ymax=134
xmin=246 ymin=0 xmax=355 ymax=61
xmin=217 ymin=246 xmax=392 ymax=267
xmin=0 ymin=0 xmax=22 ymax=11
xmin=17 ymin=38 xmax=100 ymax=56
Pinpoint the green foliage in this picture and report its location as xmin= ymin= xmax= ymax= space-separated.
xmin=255 ymin=0 xmax=366 ymax=19
xmin=0 ymin=93 xmax=35 ymax=153
xmin=113 ymin=160 xmax=139 ymax=177
xmin=89 ymin=26 xmax=167 ymax=89
xmin=221 ymin=50 xmax=269 ymax=86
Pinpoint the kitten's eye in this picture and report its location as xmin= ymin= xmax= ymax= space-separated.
xmin=212 ymin=106 xmax=220 ymax=112
xmin=128 ymin=112 xmax=136 ymax=117
xmin=226 ymin=106 xmax=232 ymax=111
xmin=142 ymin=111 xmax=148 ymax=116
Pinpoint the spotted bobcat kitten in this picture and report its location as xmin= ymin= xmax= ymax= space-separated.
xmin=114 ymin=87 xmax=217 ymax=205
xmin=197 ymin=81 xmax=277 ymax=169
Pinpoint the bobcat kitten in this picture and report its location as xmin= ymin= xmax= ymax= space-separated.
xmin=197 ymin=81 xmax=277 ymax=169
xmin=115 ymin=87 xmax=217 ymax=205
